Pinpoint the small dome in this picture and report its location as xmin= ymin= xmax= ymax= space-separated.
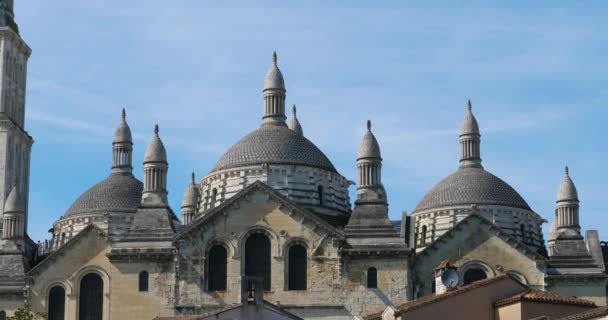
xmin=212 ymin=125 xmax=336 ymax=173
xmin=3 ymin=184 xmax=24 ymax=214
xmin=414 ymin=167 xmax=531 ymax=212
xmin=288 ymin=104 xmax=303 ymax=136
xmin=264 ymin=51 xmax=285 ymax=90
xmin=182 ymin=173 xmax=200 ymax=208
xmin=358 ymin=120 xmax=381 ymax=160
xmin=144 ymin=125 xmax=167 ymax=163
xmin=557 ymin=166 xmax=578 ymax=202
xmin=65 ymin=174 xmax=143 ymax=217
xmin=460 ymin=100 xmax=480 ymax=136
xmin=113 ymin=109 xmax=132 ymax=144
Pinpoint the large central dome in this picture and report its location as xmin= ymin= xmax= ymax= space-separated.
xmin=211 ymin=125 xmax=337 ymax=173
xmin=414 ymin=167 xmax=530 ymax=212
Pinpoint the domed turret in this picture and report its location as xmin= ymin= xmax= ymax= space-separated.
xmin=262 ymin=51 xmax=287 ymax=127
xmin=356 ymin=120 xmax=385 ymax=202
xmin=2 ymin=182 xmax=25 ymax=239
xmin=555 ymin=166 xmax=581 ymax=239
xmin=288 ymin=104 xmax=303 ymax=136
xmin=459 ymin=100 xmax=482 ymax=168
xmin=142 ymin=125 xmax=169 ymax=205
xmin=181 ymin=172 xmax=199 ymax=224
xmin=112 ymin=108 xmax=134 ymax=174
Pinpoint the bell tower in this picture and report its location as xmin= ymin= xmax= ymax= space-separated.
xmin=0 ymin=0 xmax=32 ymax=235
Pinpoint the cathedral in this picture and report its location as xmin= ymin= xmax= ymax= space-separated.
xmin=0 ymin=2 xmax=606 ymax=320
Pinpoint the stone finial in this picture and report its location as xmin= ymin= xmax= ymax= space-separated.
xmin=467 ymin=99 xmax=472 ymax=111
xmin=358 ymin=120 xmax=381 ymax=160
xmin=3 ymin=182 xmax=24 ymax=213
xmin=121 ymin=108 xmax=126 ymax=121
xmin=191 ymin=172 xmax=196 ymax=183
xmin=272 ymin=51 xmax=277 ymax=65
xmin=557 ymin=165 xmax=578 ymax=202
xmin=292 ymin=104 xmax=297 ymax=116
xmin=144 ymin=124 xmax=167 ymax=163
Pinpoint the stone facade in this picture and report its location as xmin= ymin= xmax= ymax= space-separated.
xmin=0 ymin=3 xmax=606 ymax=320
xmin=412 ymin=205 xmax=545 ymax=253
xmin=200 ymin=164 xmax=352 ymax=224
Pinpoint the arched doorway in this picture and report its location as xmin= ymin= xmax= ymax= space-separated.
xmin=79 ymin=273 xmax=103 ymax=320
xmin=463 ymin=267 xmax=487 ymax=285
xmin=48 ymin=286 xmax=66 ymax=320
xmin=245 ymin=233 xmax=271 ymax=290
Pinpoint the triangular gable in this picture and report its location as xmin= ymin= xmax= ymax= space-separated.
xmin=418 ymin=213 xmax=546 ymax=262
xmin=176 ymin=181 xmax=343 ymax=241
xmin=28 ymin=224 xmax=110 ymax=276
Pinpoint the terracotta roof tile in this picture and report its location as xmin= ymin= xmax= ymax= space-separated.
xmin=494 ymin=289 xmax=596 ymax=308
xmin=558 ymin=306 xmax=608 ymax=320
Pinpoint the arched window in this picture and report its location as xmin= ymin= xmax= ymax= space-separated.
xmin=463 ymin=267 xmax=487 ymax=285
xmin=245 ymin=233 xmax=271 ymax=290
xmin=420 ymin=225 xmax=427 ymax=245
xmin=79 ymin=273 xmax=103 ymax=320
xmin=367 ymin=267 xmax=378 ymax=288
xmin=507 ymin=271 xmax=527 ymax=285
xmin=211 ymin=188 xmax=218 ymax=208
xmin=48 ymin=286 xmax=65 ymax=320
xmin=317 ymin=186 xmax=324 ymax=205
xmin=139 ymin=271 xmax=149 ymax=292
xmin=0 ymin=311 xmax=6 ymax=320
xmin=431 ymin=279 xmax=436 ymax=294
xmin=208 ymin=245 xmax=227 ymax=291
xmin=288 ymin=244 xmax=307 ymax=290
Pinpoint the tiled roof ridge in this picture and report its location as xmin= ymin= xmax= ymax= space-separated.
xmin=558 ymin=306 xmax=608 ymax=320
xmin=494 ymin=289 xmax=596 ymax=308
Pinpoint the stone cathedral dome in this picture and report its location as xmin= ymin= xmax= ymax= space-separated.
xmin=414 ymin=167 xmax=530 ymax=212
xmin=64 ymin=174 xmax=143 ymax=217
xmin=411 ymin=101 xmax=544 ymax=250
xmin=211 ymin=125 xmax=337 ymax=173
xmin=198 ymin=53 xmax=352 ymax=224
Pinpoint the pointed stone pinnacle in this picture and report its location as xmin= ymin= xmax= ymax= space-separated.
xmin=292 ymin=104 xmax=297 ymax=116
xmin=121 ymin=108 xmax=126 ymax=121
xmin=272 ymin=51 xmax=277 ymax=65
xmin=154 ymin=124 xmax=159 ymax=135
xmin=565 ymin=165 xmax=569 ymax=176
xmin=367 ymin=120 xmax=372 ymax=131
xmin=467 ymin=99 xmax=472 ymax=111
xmin=191 ymin=172 xmax=196 ymax=183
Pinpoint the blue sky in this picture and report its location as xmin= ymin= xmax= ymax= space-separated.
xmin=16 ymin=1 xmax=607 ymax=242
